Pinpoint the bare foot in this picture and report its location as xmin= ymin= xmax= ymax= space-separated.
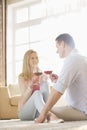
xmin=47 ymin=112 xmax=58 ymax=121
xmin=47 ymin=112 xmax=64 ymax=123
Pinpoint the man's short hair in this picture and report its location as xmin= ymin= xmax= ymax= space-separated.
xmin=55 ymin=33 xmax=75 ymax=48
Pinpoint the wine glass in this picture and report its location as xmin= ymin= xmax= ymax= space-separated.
xmin=44 ymin=70 xmax=53 ymax=75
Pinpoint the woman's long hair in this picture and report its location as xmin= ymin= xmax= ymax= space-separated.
xmin=19 ymin=49 xmax=38 ymax=81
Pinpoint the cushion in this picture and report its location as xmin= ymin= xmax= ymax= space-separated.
xmin=8 ymin=84 xmax=21 ymax=97
xmin=9 ymin=95 xmax=21 ymax=106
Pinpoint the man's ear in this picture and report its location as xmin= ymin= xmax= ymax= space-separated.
xmin=61 ymin=41 xmax=65 ymax=47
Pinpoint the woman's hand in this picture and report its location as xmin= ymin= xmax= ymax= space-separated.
xmin=27 ymin=75 xmax=41 ymax=93
xmin=32 ymin=74 xmax=40 ymax=85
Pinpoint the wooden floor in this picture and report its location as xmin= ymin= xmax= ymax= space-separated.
xmin=0 ymin=119 xmax=87 ymax=130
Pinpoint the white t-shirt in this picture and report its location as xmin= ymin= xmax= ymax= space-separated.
xmin=53 ymin=49 xmax=87 ymax=114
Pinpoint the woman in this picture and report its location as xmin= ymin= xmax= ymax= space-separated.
xmin=18 ymin=49 xmax=60 ymax=122
xmin=18 ymin=49 xmax=50 ymax=121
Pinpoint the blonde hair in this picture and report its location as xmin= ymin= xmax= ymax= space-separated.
xmin=19 ymin=49 xmax=38 ymax=81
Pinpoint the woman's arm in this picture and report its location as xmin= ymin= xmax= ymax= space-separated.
xmin=18 ymin=76 xmax=33 ymax=110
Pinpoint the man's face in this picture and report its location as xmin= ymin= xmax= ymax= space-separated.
xmin=56 ymin=41 xmax=65 ymax=58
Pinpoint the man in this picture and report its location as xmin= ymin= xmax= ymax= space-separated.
xmin=35 ymin=33 xmax=87 ymax=123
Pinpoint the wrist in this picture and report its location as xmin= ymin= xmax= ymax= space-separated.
xmin=41 ymin=109 xmax=48 ymax=116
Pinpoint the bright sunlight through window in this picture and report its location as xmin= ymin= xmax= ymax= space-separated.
xmin=7 ymin=0 xmax=87 ymax=84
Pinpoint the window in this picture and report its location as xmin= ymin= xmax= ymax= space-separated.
xmin=7 ymin=0 xmax=87 ymax=85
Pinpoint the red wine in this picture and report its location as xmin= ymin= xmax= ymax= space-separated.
xmin=34 ymin=72 xmax=42 ymax=76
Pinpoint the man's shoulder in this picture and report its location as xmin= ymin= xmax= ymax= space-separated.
xmin=65 ymin=52 xmax=85 ymax=67
xmin=69 ymin=53 xmax=87 ymax=68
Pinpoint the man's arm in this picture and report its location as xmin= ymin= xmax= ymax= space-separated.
xmin=35 ymin=88 xmax=62 ymax=123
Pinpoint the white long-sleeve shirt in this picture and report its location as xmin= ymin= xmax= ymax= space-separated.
xmin=53 ymin=49 xmax=87 ymax=114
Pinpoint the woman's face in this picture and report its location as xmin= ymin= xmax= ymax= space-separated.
xmin=29 ymin=52 xmax=39 ymax=68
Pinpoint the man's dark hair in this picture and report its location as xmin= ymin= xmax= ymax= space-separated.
xmin=55 ymin=33 xmax=75 ymax=48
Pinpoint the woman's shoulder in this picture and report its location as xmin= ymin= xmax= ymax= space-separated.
xmin=18 ymin=74 xmax=25 ymax=83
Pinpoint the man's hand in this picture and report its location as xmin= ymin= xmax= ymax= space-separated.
xmin=35 ymin=88 xmax=62 ymax=123
xmin=50 ymin=74 xmax=58 ymax=83
xmin=35 ymin=112 xmax=47 ymax=123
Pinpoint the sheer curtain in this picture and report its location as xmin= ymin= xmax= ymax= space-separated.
xmin=7 ymin=0 xmax=87 ymax=84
